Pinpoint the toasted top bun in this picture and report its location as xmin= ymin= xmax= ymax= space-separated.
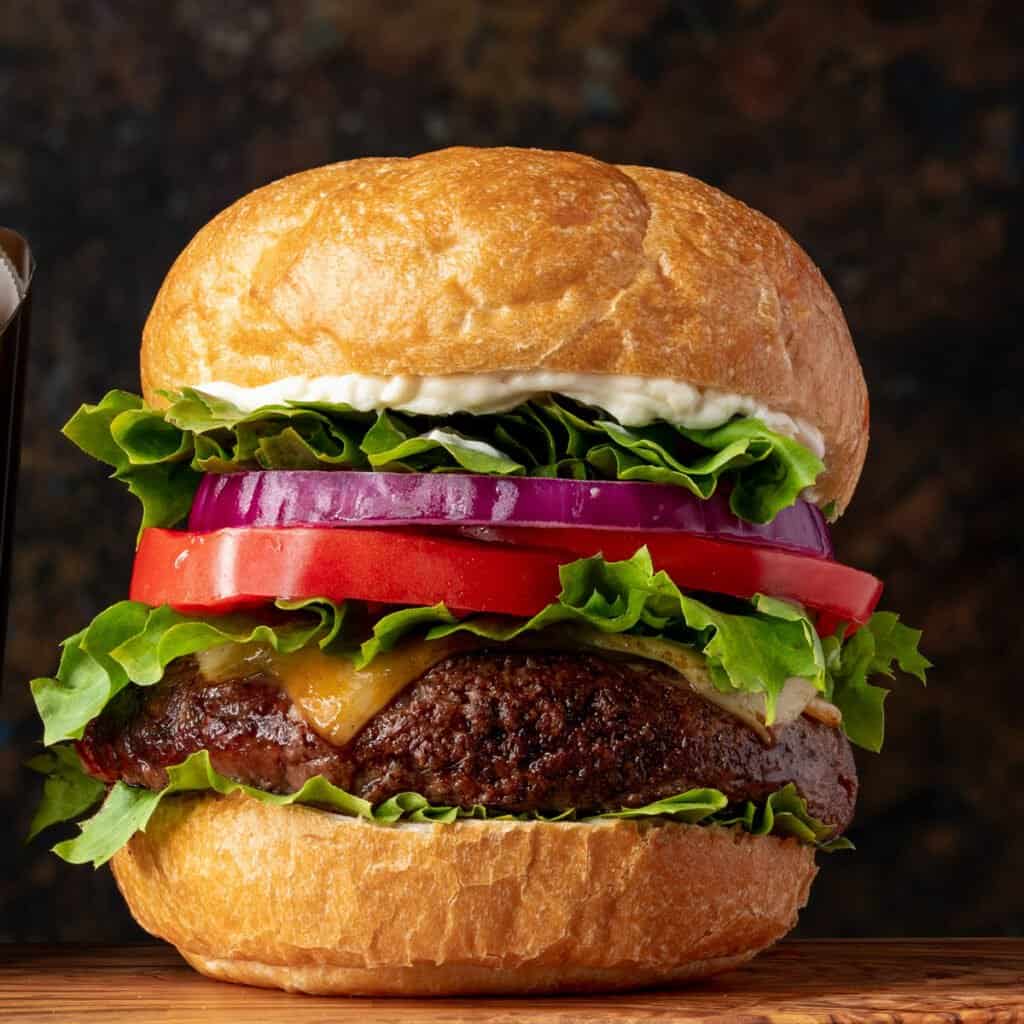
xmin=142 ymin=147 xmax=868 ymax=511
xmin=112 ymin=792 xmax=817 ymax=996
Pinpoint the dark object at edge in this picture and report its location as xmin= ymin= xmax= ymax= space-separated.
xmin=0 ymin=229 xmax=33 ymax=679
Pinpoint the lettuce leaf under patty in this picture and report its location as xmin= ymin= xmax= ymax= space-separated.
xmin=25 ymin=746 xmax=106 ymax=843
xmin=63 ymin=389 xmax=824 ymax=535
xmin=31 ymin=549 xmax=927 ymax=753
xmin=31 ymin=748 xmax=851 ymax=867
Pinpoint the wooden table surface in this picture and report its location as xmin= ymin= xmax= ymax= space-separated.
xmin=1 ymin=939 xmax=1022 ymax=1022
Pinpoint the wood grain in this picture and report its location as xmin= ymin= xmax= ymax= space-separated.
xmin=1 ymin=939 xmax=1021 ymax=1023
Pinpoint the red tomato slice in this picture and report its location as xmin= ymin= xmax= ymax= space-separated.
xmin=130 ymin=525 xmax=882 ymax=626
xmin=447 ymin=525 xmax=883 ymax=625
xmin=130 ymin=527 xmax=566 ymax=617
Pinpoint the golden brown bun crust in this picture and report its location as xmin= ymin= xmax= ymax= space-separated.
xmin=142 ymin=147 xmax=867 ymax=510
xmin=112 ymin=792 xmax=817 ymax=997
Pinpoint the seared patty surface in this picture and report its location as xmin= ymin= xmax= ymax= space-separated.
xmin=78 ymin=650 xmax=858 ymax=831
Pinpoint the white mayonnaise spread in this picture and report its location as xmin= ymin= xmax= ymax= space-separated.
xmin=421 ymin=429 xmax=510 ymax=460
xmin=195 ymin=372 xmax=826 ymax=459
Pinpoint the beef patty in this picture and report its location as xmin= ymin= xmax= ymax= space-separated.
xmin=78 ymin=650 xmax=858 ymax=831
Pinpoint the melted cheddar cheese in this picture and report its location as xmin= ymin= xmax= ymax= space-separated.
xmin=196 ymin=634 xmax=479 ymax=746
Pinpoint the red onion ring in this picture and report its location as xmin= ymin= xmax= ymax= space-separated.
xmin=188 ymin=471 xmax=833 ymax=559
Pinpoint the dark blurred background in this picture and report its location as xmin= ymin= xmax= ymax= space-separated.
xmin=1 ymin=0 xmax=1021 ymax=942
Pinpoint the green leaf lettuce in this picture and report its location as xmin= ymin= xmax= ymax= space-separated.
xmin=823 ymin=612 xmax=930 ymax=752
xmin=33 ymin=749 xmax=849 ymax=867
xmin=63 ymin=389 xmax=824 ymax=533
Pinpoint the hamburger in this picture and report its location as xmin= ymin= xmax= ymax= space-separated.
xmin=29 ymin=147 xmax=928 ymax=995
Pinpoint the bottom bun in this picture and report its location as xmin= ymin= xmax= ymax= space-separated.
xmin=179 ymin=950 xmax=758 ymax=996
xmin=111 ymin=791 xmax=817 ymax=996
